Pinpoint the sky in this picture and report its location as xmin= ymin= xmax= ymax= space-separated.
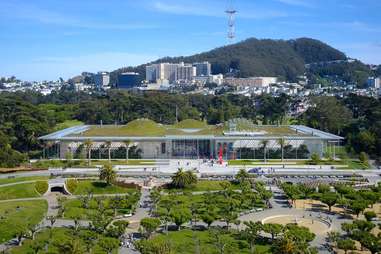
xmin=1 ymin=0 xmax=380 ymax=81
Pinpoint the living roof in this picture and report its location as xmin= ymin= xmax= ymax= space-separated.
xmin=40 ymin=118 xmax=344 ymax=140
xmin=70 ymin=118 xmax=301 ymax=137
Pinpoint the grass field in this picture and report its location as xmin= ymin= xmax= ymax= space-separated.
xmin=0 ymin=176 xmax=49 ymax=186
xmin=62 ymin=192 xmax=140 ymax=219
xmin=0 ymin=182 xmax=43 ymax=200
xmin=147 ymin=229 xmax=271 ymax=254
xmin=228 ymin=159 xmax=369 ymax=169
xmin=53 ymin=120 xmax=84 ymax=132
xmin=0 ymin=200 xmax=47 ymax=243
xmin=165 ymin=180 xmax=240 ymax=192
xmin=70 ymin=180 xmax=138 ymax=195
xmin=10 ymin=227 xmax=118 ymax=254
xmin=32 ymin=159 xmax=155 ymax=169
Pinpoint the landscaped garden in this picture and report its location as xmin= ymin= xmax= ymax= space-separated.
xmin=66 ymin=179 xmax=139 ymax=195
xmin=0 ymin=176 xmax=49 ymax=185
xmin=0 ymin=200 xmax=47 ymax=243
xmin=10 ymin=227 xmax=121 ymax=254
xmin=60 ymin=192 xmax=140 ymax=220
xmin=0 ymin=181 xmax=48 ymax=200
xmin=163 ymin=179 xmax=240 ymax=192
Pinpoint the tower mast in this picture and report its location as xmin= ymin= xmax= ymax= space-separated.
xmin=225 ymin=0 xmax=237 ymax=44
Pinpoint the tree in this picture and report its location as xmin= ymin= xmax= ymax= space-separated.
xmin=170 ymin=168 xmax=197 ymax=189
xmin=99 ymin=163 xmax=116 ymax=185
xmin=320 ymin=192 xmax=338 ymax=212
xmin=201 ymin=205 xmax=217 ymax=228
xmin=235 ymin=168 xmax=250 ymax=184
xmin=359 ymin=231 xmax=381 ymax=254
xmin=263 ymin=223 xmax=283 ymax=240
xmin=326 ymin=231 xmax=340 ymax=245
xmin=337 ymin=239 xmax=356 ymax=254
xmin=170 ymin=207 xmax=192 ymax=230
xmin=277 ymin=138 xmax=287 ymax=162
xmin=271 ymin=237 xmax=296 ymax=254
xmin=261 ymin=140 xmax=269 ymax=163
xmin=359 ymin=152 xmax=369 ymax=167
xmin=99 ymin=237 xmax=120 ymax=254
xmin=243 ymin=221 xmax=263 ymax=253
xmin=83 ymin=139 xmax=93 ymax=166
xmin=105 ymin=141 xmax=112 ymax=161
xmin=350 ymin=200 xmax=368 ymax=217
xmin=123 ymin=140 xmax=131 ymax=161
xmin=140 ymin=217 xmax=161 ymax=239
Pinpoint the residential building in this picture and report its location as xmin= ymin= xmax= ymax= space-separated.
xmin=177 ymin=63 xmax=196 ymax=81
xmin=193 ymin=62 xmax=211 ymax=76
xmin=368 ymin=77 xmax=380 ymax=89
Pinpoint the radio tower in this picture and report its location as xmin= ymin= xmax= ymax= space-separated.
xmin=225 ymin=0 xmax=237 ymax=44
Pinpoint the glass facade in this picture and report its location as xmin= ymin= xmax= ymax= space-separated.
xmin=171 ymin=140 xmax=211 ymax=159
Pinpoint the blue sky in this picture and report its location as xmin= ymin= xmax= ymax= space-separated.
xmin=1 ymin=0 xmax=380 ymax=81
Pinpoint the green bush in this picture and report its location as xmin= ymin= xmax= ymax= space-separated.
xmin=309 ymin=153 xmax=321 ymax=165
xmin=359 ymin=152 xmax=369 ymax=167
xmin=364 ymin=211 xmax=377 ymax=221
xmin=35 ymin=181 xmax=48 ymax=195
xmin=66 ymin=179 xmax=78 ymax=193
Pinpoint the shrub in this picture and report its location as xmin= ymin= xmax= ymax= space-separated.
xmin=35 ymin=181 xmax=48 ymax=195
xmin=364 ymin=211 xmax=377 ymax=221
xmin=309 ymin=153 xmax=321 ymax=165
xmin=66 ymin=179 xmax=78 ymax=193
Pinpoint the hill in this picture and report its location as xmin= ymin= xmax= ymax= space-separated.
xmin=109 ymin=38 xmax=348 ymax=83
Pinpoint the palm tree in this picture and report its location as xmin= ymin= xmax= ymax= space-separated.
xmin=83 ymin=139 xmax=93 ymax=166
xmin=99 ymin=163 xmax=116 ymax=185
xmin=123 ymin=140 xmax=131 ymax=162
xmin=105 ymin=141 xmax=112 ymax=161
xmin=277 ymin=138 xmax=287 ymax=162
xmin=261 ymin=140 xmax=269 ymax=163
xmin=171 ymin=168 xmax=197 ymax=188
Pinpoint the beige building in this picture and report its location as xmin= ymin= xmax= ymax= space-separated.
xmin=224 ymin=77 xmax=277 ymax=88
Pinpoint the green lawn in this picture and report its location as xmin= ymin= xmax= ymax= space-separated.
xmin=62 ymin=192 xmax=140 ymax=219
xmin=0 ymin=176 xmax=49 ymax=186
xmin=0 ymin=182 xmax=43 ymax=200
xmin=69 ymin=180 xmax=138 ymax=195
xmin=53 ymin=120 xmax=84 ymax=132
xmin=91 ymin=159 xmax=155 ymax=166
xmin=144 ymin=229 xmax=271 ymax=254
xmin=10 ymin=227 xmax=118 ymax=254
xmin=0 ymin=200 xmax=47 ymax=243
xmin=165 ymin=180 xmax=240 ymax=192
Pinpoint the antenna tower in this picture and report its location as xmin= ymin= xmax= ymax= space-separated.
xmin=225 ymin=0 xmax=237 ymax=43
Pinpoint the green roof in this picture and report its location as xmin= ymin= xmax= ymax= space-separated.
xmin=71 ymin=118 xmax=302 ymax=137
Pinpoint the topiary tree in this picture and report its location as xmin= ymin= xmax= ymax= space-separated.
xmin=337 ymin=239 xmax=356 ymax=254
xmin=320 ymin=192 xmax=338 ymax=212
xmin=140 ymin=217 xmax=161 ymax=239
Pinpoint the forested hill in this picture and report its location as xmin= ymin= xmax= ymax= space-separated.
xmin=111 ymin=37 xmax=347 ymax=82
